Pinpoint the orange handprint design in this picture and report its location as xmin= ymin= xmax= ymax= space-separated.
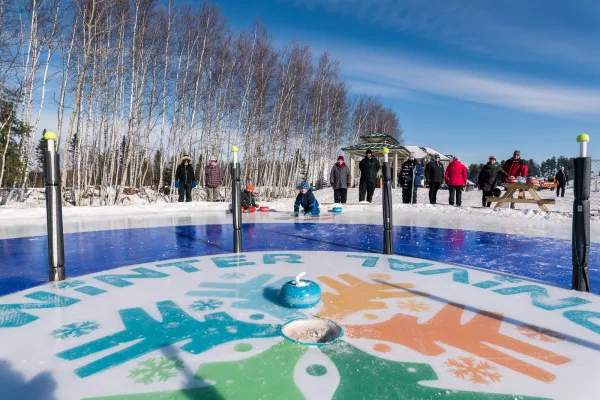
xmin=344 ymin=303 xmax=571 ymax=382
xmin=317 ymin=274 xmax=419 ymax=321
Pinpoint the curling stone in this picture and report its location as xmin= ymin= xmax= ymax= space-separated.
xmin=280 ymin=272 xmax=321 ymax=308
xmin=260 ymin=206 xmax=270 ymax=212
xmin=517 ymin=177 xmax=526 ymax=184
xmin=332 ymin=206 xmax=343 ymax=213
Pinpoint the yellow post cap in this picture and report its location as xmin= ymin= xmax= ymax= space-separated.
xmin=382 ymin=147 xmax=389 ymax=154
xmin=231 ymin=146 xmax=239 ymax=152
xmin=576 ymin=133 xmax=590 ymax=143
xmin=44 ymin=131 xmax=57 ymax=140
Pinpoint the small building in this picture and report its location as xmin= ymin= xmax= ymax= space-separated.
xmin=341 ymin=133 xmax=408 ymax=189
xmin=341 ymin=133 xmax=451 ymax=188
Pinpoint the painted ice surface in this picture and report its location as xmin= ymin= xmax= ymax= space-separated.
xmin=0 ymin=251 xmax=599 ymax=400
xmin=1 ymin=221 xmax=599 ymax=296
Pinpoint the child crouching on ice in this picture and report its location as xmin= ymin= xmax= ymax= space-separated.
xmin=293 ymin=182 xmax=320 ymax=216
xmin=241 ymin=184 xmax=257 ymax=211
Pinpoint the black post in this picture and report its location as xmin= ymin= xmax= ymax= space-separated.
xmin=231 ymin=148 xmax=242 ymax=253
xmin=382 ymin=150 xmax=393 ymax=254
xmin=43 ymin=132 xmax=65 ymax=281
xmin=572 ymin=146 xmax=591 ymax=292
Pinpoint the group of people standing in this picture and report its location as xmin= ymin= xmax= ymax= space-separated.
xmin=174 ymin=155 xmax=222 ymax=203
xmin=174 ymin=148 xmax=570 ymax=208
xmin=400 ymin=153 xmax=467 ymax=206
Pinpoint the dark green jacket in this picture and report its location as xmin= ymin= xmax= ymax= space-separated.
xmin=359 ymin=157 xmax=380 ymax=183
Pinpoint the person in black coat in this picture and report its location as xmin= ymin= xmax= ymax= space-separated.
xmin=424 ymin=155 xmax=444 ymax=204
xmin=399 ymin=153 xmax=418 ymax=204
xmin=358 ymin=149 xmax=380 ymax=203
xmin=477 ymin=156 xmax=506 ymax=207
xmin=556 ymin=167 xmax=568 ymax=198
xmin=175 ymin=154 xmax=196 ymax=202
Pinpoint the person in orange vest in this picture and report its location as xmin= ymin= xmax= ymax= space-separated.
xmin=241 ymin=185 xmax=257 ymax=211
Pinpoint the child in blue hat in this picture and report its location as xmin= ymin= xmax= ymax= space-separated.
xmin=293 ymin=182 xmax=320 ymax=216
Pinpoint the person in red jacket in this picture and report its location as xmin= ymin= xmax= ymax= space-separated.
xmin=444 ymin=156 xmax=467 ymax=206
xmin=502 ymin=150 xmax=528 ymax=182
xmin=502 ymin=150 xmax=529 ymax=209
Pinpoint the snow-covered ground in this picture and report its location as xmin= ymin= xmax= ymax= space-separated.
xmin=1 ymin=185 xmax=599 ymax=242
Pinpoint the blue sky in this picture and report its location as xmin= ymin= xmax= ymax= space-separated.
xmin=212 ymin=0 xmax=600 ymax=164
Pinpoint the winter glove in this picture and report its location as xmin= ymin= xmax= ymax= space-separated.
xmin=192 ymin=181 xmax=197 ymax=189
xmin=174 ymin=179 xmax=180 ymax=189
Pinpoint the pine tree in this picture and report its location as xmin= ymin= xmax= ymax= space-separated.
xmin=35 ymin=129 xmax=47 ymax=172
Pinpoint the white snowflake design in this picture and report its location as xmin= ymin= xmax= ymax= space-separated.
xmin=220 ymin=272 xmax=246 ymax=280
xmin=55 ymin=280 xmax=86 ymax=289
xmin=128 ymin=357 xmax=184 ymax=384
xmin=51 ymin=321 xmax=100 ymax=339
xmin=189 ymin=299 xmax=224 ymax=312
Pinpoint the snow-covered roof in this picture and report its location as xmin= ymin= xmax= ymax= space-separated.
xmin=402 ymin=146 xmax=429 ymax=159
xmin=420 ymin=147 xmax=452 ymax=161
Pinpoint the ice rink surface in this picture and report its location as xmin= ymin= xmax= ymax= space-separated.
xmin=1 ymin=197 xmax=600 ymax=399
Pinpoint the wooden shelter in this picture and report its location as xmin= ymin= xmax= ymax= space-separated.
xmin=341 ymin=133 xmax=409 ymax=189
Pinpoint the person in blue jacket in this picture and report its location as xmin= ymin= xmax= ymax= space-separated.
xmin=293 ymin=182 xmax=320 ymax=216
xmin=413 ymin=160 xmax=424 ymax=202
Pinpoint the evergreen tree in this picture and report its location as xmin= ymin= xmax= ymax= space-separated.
xmin=35 ymin=129 xmax=47 ymax=172
xmin=467 ymin=163 xmax=485 ymax=183
xmin=527 ymin=158 xmax=541 ymax=177
xmin=0 ymin=98 xmax=28 ymax=187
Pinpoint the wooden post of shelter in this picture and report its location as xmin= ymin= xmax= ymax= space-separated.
xmin=342 ymin=133 xmax=408 ymax=190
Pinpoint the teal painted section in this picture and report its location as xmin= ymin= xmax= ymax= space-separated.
xmin=263 ymin=254 xmax=303 ymax=265
xmin=94 ymin=268 xmax=170 ymax=288
xmin=388 ymin=258 xmax=434 ymax=271
xmin=493 ymin=285 xmax=590 ymax=310
xmin=346 ymin=255 xmax=379 ymax=268
xmin=563 ymin=310 xmax=600 ymax=334
xmin=187 ymin=273 xmax=305 ymax=321
xmin=155 ymin=260 xmax=201 ymax=273
xmin=473 ymin=280 xmax=502 ymax=289
xmin=211 ymin=255 xmax=256 ymax=268
xmin=0 ymin=292 xmax=80 ymax=328
xmin=75 ymin=286 xmax=107 ymax=296
xmin=416 ymin=268 xmax=470 ymax=284
xmin=56 ymin=301 xmax=280 ymax=378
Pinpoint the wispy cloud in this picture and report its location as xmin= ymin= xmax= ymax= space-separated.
xmin=330 ymin=45 xmax=600 ymax=116
xmin=285 ymin=0 xmax=600 ymax=65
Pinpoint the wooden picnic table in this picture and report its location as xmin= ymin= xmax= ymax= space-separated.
xmin=485 ymin=183 xmax=555 ymax=212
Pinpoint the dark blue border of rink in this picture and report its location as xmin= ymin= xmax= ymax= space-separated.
xmin=0 ymin=223 xmax=598 ymax=296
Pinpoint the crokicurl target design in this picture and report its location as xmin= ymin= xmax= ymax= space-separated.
xmin=0 ymin=251 xmax=599 ymax=399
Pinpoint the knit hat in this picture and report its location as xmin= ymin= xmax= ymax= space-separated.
xmin=300 ymin=182 xmax=310 ymax=190
xmin=514 ymin=150 xmax=520 ymax=156
xmin=337 ymin=156 xmax=344 ymax=162
xmin=181 ymin=154 xmax=192 ymax=163
xmin=246 ymin=184 xmax=254 ymax=192
xmin=409 ymin=152 xmax=415 ymax=157
xmin=434 ymin=154 xmax=440 ymax=159
xmin=453 ymin=155 xmax=460 ymax=161
xmin=210 ymin=156 xmax=217 ymax=162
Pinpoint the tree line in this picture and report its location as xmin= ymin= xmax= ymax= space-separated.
xmin=0 ymin=0 xmax=402 ymax=205
xmin=466 ymin=156 xmax=575 ymax=183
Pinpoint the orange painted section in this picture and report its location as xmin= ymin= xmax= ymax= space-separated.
xmin=317 ymin=274 xmax=418 ymax=320
xmin=344 ymin=303 xmax=571 ymax=382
